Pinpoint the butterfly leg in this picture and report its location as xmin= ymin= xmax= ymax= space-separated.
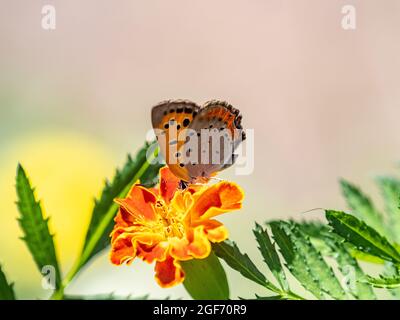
xmin=178 ymin=180 xmax=189 ymax=190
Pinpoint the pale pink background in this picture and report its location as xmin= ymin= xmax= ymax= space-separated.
xmin=1 ymin=1 xmax=399 ymax=299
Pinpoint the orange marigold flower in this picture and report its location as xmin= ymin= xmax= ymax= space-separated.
xmin=110 ymin=167 xmax=244 ymax=288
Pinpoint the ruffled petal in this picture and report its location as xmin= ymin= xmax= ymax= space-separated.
xmin=159 ymin=167 xmax=181 ymax=204
xmin=170 ymin=226 xmax=212 ymax=260
xmin=114 ymin=207 xmax=134 ymax=228
xmin=170 ymin=190 xmax=194 ymax=222
xmin=200 ymin=220 xmax=229 ymax=243
xmin=115 ymin=185 xmax=157 ymax=221
xmin=186 ymin=225 xmax=211 ymax=259
xmin=155 ymin=255 xmax=185 ymax=288
xmin=110 ymin=232 xmax=136 ymax=265
xmin=136 ymin=241 xmax=169 ymax=263
xmin=190 ymin=181 xmax=244 ymax=221
xmin=169 ymin=237 xmax=191 ymax=261
xmin=132 ymin=230 xmax=164 ymax=246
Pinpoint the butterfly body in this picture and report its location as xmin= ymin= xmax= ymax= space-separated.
xmin=152 ymin=99 xmax=245 ymax=184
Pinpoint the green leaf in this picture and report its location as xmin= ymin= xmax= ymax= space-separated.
xmin=324 ymin=236 xmax=376 ymax=299
xmin=0 ymin=265 xmax=15 ymax=300
xmin=213 ymin=241 xmax=278 ymax=293
xmin=296 ymin=221 xmax=331 ymax=238
xmin=376 ymin=177 xmax=400 ymax=243
xmin=325 ymin=210 xmax=400 ymax=264
xmin=80 ymin=142 xmax=162 ymax=268
xmin=181 ymin=252 xmax=229 ymax=300
xmin=269 ymin=221 xmax=322 ymax=299
xmin=348 ymin=248 xmax=386 ymax=265
xmin=270 ymin=221 xmax=346 ymax=300
xmin=365 ymin=275 xmax=400 ymax=289
xmin=383 ymin=262 xmax=400 ymax=298
xmin=253 ymin=223 xmax=289 ymax=291
xmin=340 ymin=179 xmax=386 ymax=236
xmin=298 ymin=221 xmax=385 ymax=265
xmin=16 ymin=164 xmax=61 ymax=288
xmin=298 ymin=221 xmax=376 ymax=299
xmin=295 ymin=222 xmax=334 ymax=257
xmin=254 ymin=294 xmax=287 ymax=300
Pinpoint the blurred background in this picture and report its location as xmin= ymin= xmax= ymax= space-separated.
xmin=1 ymin=0 xmax=400 ymax=299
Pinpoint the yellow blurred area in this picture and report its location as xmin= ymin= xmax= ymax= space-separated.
xmin=0 ymin=130 xmax=115 ymax=298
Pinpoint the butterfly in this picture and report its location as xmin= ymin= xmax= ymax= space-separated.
xmin=151 ymin=99 xmax=245 ymax=185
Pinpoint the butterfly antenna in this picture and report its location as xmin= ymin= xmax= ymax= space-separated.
xmin=299 ymin=207 xmax=325 ymax=215
xmin=209 ymin=177 xmax=225 ymax=182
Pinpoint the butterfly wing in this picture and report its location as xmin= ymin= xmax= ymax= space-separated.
xmin=151 ymin=100 xmax=201 ymax=182
xmin=184 ymin=100 xmax=246 ymax=181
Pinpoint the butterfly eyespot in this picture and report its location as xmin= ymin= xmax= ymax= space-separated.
xmin=164 ymin=123 xmax=169 ymax=129
xmin=218 ymin=117 xmax=222 ymax=122
xmin=163 ymin=110 xmax=168 ymax=115
xmin=209 ymin=124 xmax=213 ymax=128
xmin=179 ymin=163 xmax=185 ymax=167
xmin=197 ymin=133 xmax=201 ymax=137
xmin=175 ymin=152 xmax=181 ymax=158
xmin=177 ymin=124 xmax=181 ymax=130
xmin=169 ymin=109 xmax=175 ymax=113
xmin=183 ymin=118 xmax=190 ymax=127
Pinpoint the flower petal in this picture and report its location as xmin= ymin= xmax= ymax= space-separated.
xmin=114 ymin=207 xmax=134 ymax=228
xmin=170 ymin=226 xmax=212 ymax=260
xmin=170 ymin=190 xmax=194 ymax=221
xmin=155 ymin=255 xmax=185 ymax=288
xmin=110 ymin=232 xmax=136 ymax=265
xmin=190 ymin=181 xmax=244 ymax=221
xmin=186 ymin=225 xmax=211 ymax=259
xmin=159 ymin=167 xmax=181 ymax=204
xmin=115 ymin=185 xmax=157 ymax=221
xmin=137 ymin=241 xmax=169 ymax=263
xmin=200 ymin=220 xmax=229 ymax=243
xmin=169 ymin=237 xmax=191 ymax=261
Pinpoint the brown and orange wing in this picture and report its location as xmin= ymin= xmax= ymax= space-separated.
xmin=151 ymin=100 xmax=201 ymax=182
xmin=185 ymin=100 xmax=245 ymax=180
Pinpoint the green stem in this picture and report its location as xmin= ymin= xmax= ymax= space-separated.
xmin=51 ymin=150 xmax=157 ymax=299
xmin=263 ymin=282 xmax=306 ymax=300
xmin=281 ymin=290 xmax=306 ymax=300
